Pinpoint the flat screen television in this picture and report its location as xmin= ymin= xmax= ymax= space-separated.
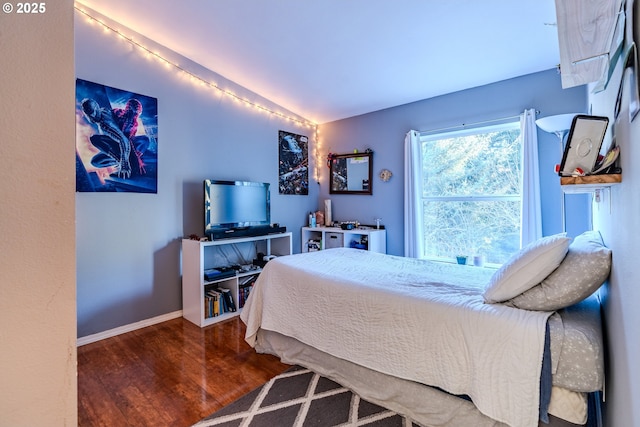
xmin=204 ymin=180 xmax=271 ymax=236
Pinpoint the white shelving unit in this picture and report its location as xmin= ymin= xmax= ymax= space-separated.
xmin=301 ymin=226 xmax=386 ymax=254
xmin=182 ymin=232 xmax=292 ymax=327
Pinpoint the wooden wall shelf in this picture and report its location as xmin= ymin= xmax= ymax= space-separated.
xmin=560 ymin=174 xmax=621 ymax=193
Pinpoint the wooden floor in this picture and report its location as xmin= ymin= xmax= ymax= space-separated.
xmin=77 ymin=316 xmax=290 ymax=427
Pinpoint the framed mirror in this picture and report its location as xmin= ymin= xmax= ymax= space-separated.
xmin=329 ymin=152 xmax=373 ymax=195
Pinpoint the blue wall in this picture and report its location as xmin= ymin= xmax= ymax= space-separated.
xmin=588 ymin=9 xmax=640 ymax=421
xmin=75 ymin=9 xmax=318 ymax=337
xmin=318 ymin=69 xmax=590 ymax=256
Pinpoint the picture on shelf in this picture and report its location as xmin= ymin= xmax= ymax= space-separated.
xmin=558 ymin=115 xmax=608 ymax=177
xmin=307 ymin=239 xmax=321 ymax=252
xmin=75 ymin=78 xmax=158 ymax=193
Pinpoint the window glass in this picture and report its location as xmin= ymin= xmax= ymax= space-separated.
xmin=420 ymin=122 xmax=521 ymax=265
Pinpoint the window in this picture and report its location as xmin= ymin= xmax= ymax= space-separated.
xmin=419 ymin=121 xmax=522 ymax=265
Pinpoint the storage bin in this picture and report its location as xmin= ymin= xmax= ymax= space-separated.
xmin=325 ymin=232 xmax=344 ymax=249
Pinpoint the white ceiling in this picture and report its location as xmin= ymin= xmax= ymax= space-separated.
xmin=76 ymin=0 xmax=561 ymax=124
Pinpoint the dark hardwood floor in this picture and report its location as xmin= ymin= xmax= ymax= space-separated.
xmin=77 ymin=316 xmax=290 ymax=426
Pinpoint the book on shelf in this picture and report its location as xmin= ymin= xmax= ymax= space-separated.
xmin=238 ymin=275 xmax=258 ymax=308
xmin=239 ymin=274 xmax=259 ymax=286
xmin=204 ymin=291 xmax=220 ymax=318
xmin=217 ymin=289 xmax=228 ymax=313
xmin=217 ymin=287 xmax=236 ymax=312
xmin=204 ymin=286 xmax=238 ymax=317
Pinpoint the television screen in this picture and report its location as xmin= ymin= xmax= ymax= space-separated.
xmin=205 ymin=180 xmax=270 ymax=233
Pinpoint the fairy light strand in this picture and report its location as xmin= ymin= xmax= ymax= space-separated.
xmin=74 ymin=5 xmax=317 ymax=130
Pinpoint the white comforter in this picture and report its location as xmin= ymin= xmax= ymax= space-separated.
xmin=241 ymin=248 xmax=552 ymax=427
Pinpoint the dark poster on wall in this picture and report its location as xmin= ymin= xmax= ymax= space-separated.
xmin=75 ymin=78 xmax=158 ymax=193
xmin=278 ymin=130 xmax=308 ymax=195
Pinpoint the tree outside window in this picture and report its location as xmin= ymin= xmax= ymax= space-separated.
xmin=420 ymin=122 xmax=522 ymax=265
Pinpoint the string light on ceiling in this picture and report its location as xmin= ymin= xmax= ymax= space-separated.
xmin=74 ymin=5 xmax=317 ymax=130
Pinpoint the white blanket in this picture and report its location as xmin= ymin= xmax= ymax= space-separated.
xmin=241 ymin=248 xmax=552 ymax=427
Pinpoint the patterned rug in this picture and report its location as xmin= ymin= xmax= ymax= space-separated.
xmin=193 ymin=366 xmax=421 ymax=427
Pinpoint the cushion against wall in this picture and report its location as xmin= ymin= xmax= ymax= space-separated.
xmin=483 ymin=233 xmax=571 ymax=303
xmin=506 ymin=231 xmax=611 ymax=311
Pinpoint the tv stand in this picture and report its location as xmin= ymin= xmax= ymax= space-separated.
xmin=182 ymin=232 xmax=292 ymax=327
xmin=207 ymin=225 xmax=287 ymax=240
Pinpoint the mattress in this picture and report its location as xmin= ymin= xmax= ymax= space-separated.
xmin=254 ymin=330 xmax=594 ymax=426
xmin=548 ymin=386 xmax=588 ymax=425
xmin=242 ymin=249 xmax=604 ymax=426
xmin=548 ymin=294 xmax=605 ymax=392
xmin=242 ymin=248 xmax=553 ymax=427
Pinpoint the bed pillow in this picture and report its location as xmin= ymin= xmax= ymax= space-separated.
xmin=483 ymin=233 xmax=571 ymax=303
xmin=506 ymin=231 xmax=611 ymax=311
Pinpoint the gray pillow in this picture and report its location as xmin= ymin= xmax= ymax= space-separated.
xmin=506 ymin=231 xmax=611 ymax=311
xmin=483 ymin=233 xmax=570 ymax=303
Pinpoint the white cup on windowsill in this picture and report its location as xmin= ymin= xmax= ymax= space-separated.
xmin=473 ymin=255 xmax=485 ymax=267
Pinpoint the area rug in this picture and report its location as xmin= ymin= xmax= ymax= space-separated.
xmin=193 ymin=366 xmax=421 ymax=426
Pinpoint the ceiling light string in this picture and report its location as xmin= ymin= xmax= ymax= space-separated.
xmin=74 ymin=5 xmax=317 ymax=130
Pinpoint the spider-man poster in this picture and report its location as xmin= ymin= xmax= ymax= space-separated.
xmin=278 ymin=130 xmax=308 ymax=195
xmin=75 ymin=78 xmax=158 ymax=193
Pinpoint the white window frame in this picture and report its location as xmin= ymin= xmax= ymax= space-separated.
xmin=418 ymin=120 xmax=522 ymax=265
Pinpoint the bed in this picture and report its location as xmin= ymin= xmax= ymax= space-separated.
xmin=240 ymin=231 xmax=611 ymax=427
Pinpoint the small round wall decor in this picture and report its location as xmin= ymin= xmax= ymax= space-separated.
xmin=379 ymin=169 xmax=392 ymax=182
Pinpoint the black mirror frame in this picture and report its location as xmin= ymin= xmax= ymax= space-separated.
xmin=329 ymin=152 xmax=373 ymax=195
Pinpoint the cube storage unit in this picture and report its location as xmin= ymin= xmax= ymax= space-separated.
xmin=301 ymin=226 xmax=386 ymax=254
xmin=182 ymin=232 xmax=292 ymax=327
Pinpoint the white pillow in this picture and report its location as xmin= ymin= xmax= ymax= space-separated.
xmin=506 ymin=231 xmax=611 ymax=311
xmin=483 ymin=233 xmax=571 ymax=303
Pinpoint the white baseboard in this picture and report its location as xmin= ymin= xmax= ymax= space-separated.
xmin=77 ymin=310 xmax=183 ymax=346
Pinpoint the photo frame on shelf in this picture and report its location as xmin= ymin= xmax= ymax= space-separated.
xmin=558 ymin=115 xmax=609 ymax=176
